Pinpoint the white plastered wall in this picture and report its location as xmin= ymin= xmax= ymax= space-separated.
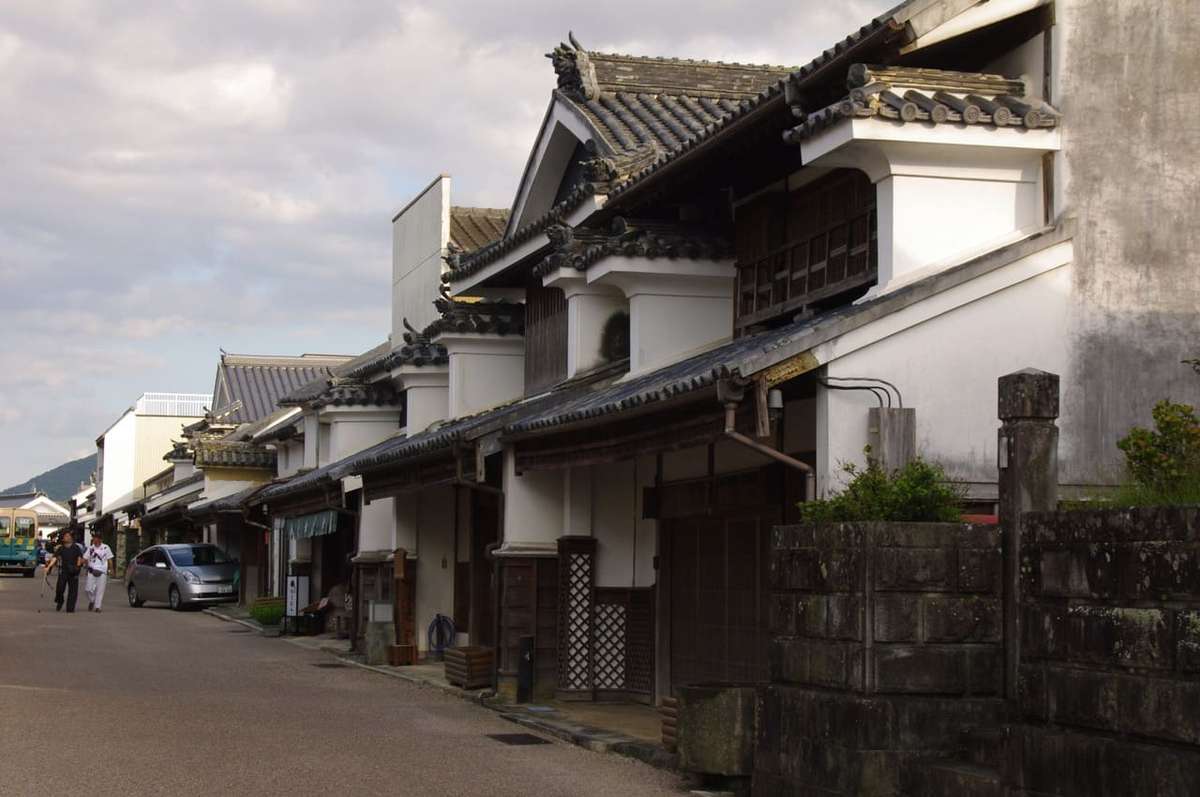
xmin=325 ymin=409 xmax=401 ymax=556
xmin=442 ymin=336 xmax=525 ymax=418
xmin=815 ymin=249 xmax=1072 ymax=498
xmin=392 ymin=485 xmax=456 ymax=653
xmin=799 ymin=123 xmax=1058 ymax=296
xmin=99 ymin=411 xmax=135 ymax=514
xmin=587 ymin=257 xmax=737 ymax=376
xmin=498 ymin=447 xmax=563 ymax=555
xmin=542 ymin=271 xmax=629 ymax=378
xmin=590 ymin=457 xmax=657 ymax=589
xmin=398 ymin=368 xmax=449 ymax=435
xmin=133 ymin=415 xmax=202 ymax=488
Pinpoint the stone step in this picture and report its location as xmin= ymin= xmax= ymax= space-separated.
xmin=909 ymin=760 xmax=1005 ymax=797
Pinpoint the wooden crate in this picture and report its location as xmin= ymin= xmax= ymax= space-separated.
xmin=444 ymin=646 xmax=494 ymax=689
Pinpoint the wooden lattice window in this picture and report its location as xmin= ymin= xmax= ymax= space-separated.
xmin=557 ymin=537 xmax=596 ymax=695
xmin=525 ymin=279 xmax=567 ymax=394
xmin=735 ymin=169 xmax=876 ymax=333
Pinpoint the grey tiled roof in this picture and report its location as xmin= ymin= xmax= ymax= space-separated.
xmin=443 ymin=181 xmax=600 ymax=284
xmin=257 ymin=368 xmax=622 ymax=500
xmin=280 ymin=341 xmax=393 ymax=407
xmin=547 ymin=40 xmax=791 ymax=159
xmin=342 ymin=370 xmax=621 ymax=478
xmin=187 ymin=484 xmax=267 ymax=517
xmin=210 ymin=353 xmax=354 ymax=424
xmin=783 ymin=65 xmax=1059 ymax=144
xmin=532 ymin=217 xmax=733 ymax=279
xmin=193 ymin=440 xmax=277 ymax=469
xmin=603 ymin=16 xmax=908 ymax=202
xmin=0 ymin=492 xmax=38 ymax=508
xmin=425 ymin=289 xmax=525 ymax=339
xmin=253 ymin=461 xmax=346 ymax=504
xmin=450 ymin=207 xmax=508 ymax=253
xmin=141 ymin=484 xmax=204 ymax=525
xmin=445 ymin=38 xmax=792 ymax=286
xmin=505 ymin=330 xmax=782 ymax=435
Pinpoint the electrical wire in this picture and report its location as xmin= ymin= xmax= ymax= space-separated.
xmin=818 ymin=379 xmax=887 ymax=407
xmin=822 ymin=376 xmax=903 ymax=407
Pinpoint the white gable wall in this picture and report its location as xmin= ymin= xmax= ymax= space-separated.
xmin=392 ymin=176 xmax=451 ymax=341
xmin=509 ymin=101 xmax=597 ymax=233
xmin=99 ymin=411 xmax=135 ymax=514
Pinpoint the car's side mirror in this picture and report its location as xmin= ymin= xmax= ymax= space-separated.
xmin=154 ymin=562 xmax=168 ymax=569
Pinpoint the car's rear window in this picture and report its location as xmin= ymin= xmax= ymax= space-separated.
xmin=167 ymin=546 xmax=230 ymax=566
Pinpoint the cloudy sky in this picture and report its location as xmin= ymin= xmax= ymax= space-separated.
xmin=0 ymin=0 xmax=890 ymax=487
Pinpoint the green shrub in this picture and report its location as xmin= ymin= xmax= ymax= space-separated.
xmin=249 ymin=597 xmax=285 ymax=627
xmin=798 ymin=450 xmax=964 ymax=523
xmin=1114 ymin=399 xmax=1200 ymax=505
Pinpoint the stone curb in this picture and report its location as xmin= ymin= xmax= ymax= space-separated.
xmin=202 ymin=607 xmax=281 ymax=637
xmin=200 ymin=609 xmax=675 ymax=774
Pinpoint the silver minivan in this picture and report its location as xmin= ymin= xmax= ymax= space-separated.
xmin=125 ymin=544 xmax=238 ymax=611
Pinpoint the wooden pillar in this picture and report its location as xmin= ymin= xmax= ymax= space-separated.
xmin=392 ymin=548 xmax=416 ymax=665
xmin=998 ymin=368 xmax=1059 ymax=700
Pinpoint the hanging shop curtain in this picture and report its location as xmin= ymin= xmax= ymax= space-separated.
xmin=284 ymin=509 xmax=338 ymax=539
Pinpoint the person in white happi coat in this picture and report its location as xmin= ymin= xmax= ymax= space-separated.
xmin=83 ymin=530 xmax=114 ymax=612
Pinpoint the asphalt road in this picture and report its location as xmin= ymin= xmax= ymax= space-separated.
xmin=0 ymin=569 xmax=684 ymax=797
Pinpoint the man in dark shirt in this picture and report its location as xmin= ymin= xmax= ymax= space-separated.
xmin=47 ymin=530 xmax=84 ymax=613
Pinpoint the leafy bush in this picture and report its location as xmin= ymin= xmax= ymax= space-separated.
xmin=249 ymin=597 xmax=285 ymax=627
xmin=798 ymin=450 xmax=964 ymax=523
xmin=1114 ymin=399 xmax=1200 ymax=505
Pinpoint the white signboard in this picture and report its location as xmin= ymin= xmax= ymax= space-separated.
xmin=285 ymin=575 xmax=309 ymax=617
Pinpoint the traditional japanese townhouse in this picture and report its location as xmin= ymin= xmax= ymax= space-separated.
xmin=68 ymin=482 xmax=96 ymax=539
xmin=139 ymin=466 xmax=205 ymax=547
xmin=432 ymin=34 xmax=805 ymax=702
xmin=431 ymin=0 xmax=1193 ymax=706
xmin=0 ymin=492 xmax=70 ymax=540
xmin=258 ymin=182 xmax=514 ymax=655
xmin=92 ymin=392 xmax=211 ymax=571
xmin=183 ymin=352 xmax=355 ymax=600
xmin=249 ymin=342 xmax=405 ymax=621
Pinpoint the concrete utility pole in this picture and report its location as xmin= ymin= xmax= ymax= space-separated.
xmin=997 ymin=368 xmax=1059 ymax=699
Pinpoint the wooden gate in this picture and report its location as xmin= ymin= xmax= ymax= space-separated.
xmin=661 ymin=468 xmax=781 ymax=691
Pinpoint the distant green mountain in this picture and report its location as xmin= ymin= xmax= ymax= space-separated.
xmin=1 ymin=454 xmax=96 ymax=503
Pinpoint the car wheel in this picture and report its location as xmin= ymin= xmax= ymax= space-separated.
xmin=169 ymin=585 xmax=184 ymax=611
xmin=127 ymin=583 xmax=145 ymax=608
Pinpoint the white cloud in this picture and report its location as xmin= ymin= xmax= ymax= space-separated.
xmin=106 ymin=60 xmax=292 ymax=129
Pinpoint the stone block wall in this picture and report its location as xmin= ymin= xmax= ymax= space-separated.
xmin=757 ymin=522 xmax=1006 ymax=796
xmin=1008 ymin=507 xmax=1200 ymax=795
xmin=768 ymin=522 xmax=1003 ymax=697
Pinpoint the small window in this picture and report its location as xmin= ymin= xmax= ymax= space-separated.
xmin=15 ymin=517 xmax=35 ymax=538
xmin=135 ymin=550 xmax=152 ymax=566
xmin=0 ymin=518 xmax=9 ymax=536
xmin=153 ymin=549 xmax=171 ymax=567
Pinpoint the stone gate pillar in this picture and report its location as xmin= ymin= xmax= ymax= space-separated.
xmin=998 ymin=368 xmax=1059 ymax=699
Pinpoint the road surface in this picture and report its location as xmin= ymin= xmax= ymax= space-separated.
xmin=0 ymin=570 xmax=683 ymax=796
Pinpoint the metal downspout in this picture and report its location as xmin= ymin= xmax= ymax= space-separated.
xmin=722 ymin=401 xmax=816 ymax=503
